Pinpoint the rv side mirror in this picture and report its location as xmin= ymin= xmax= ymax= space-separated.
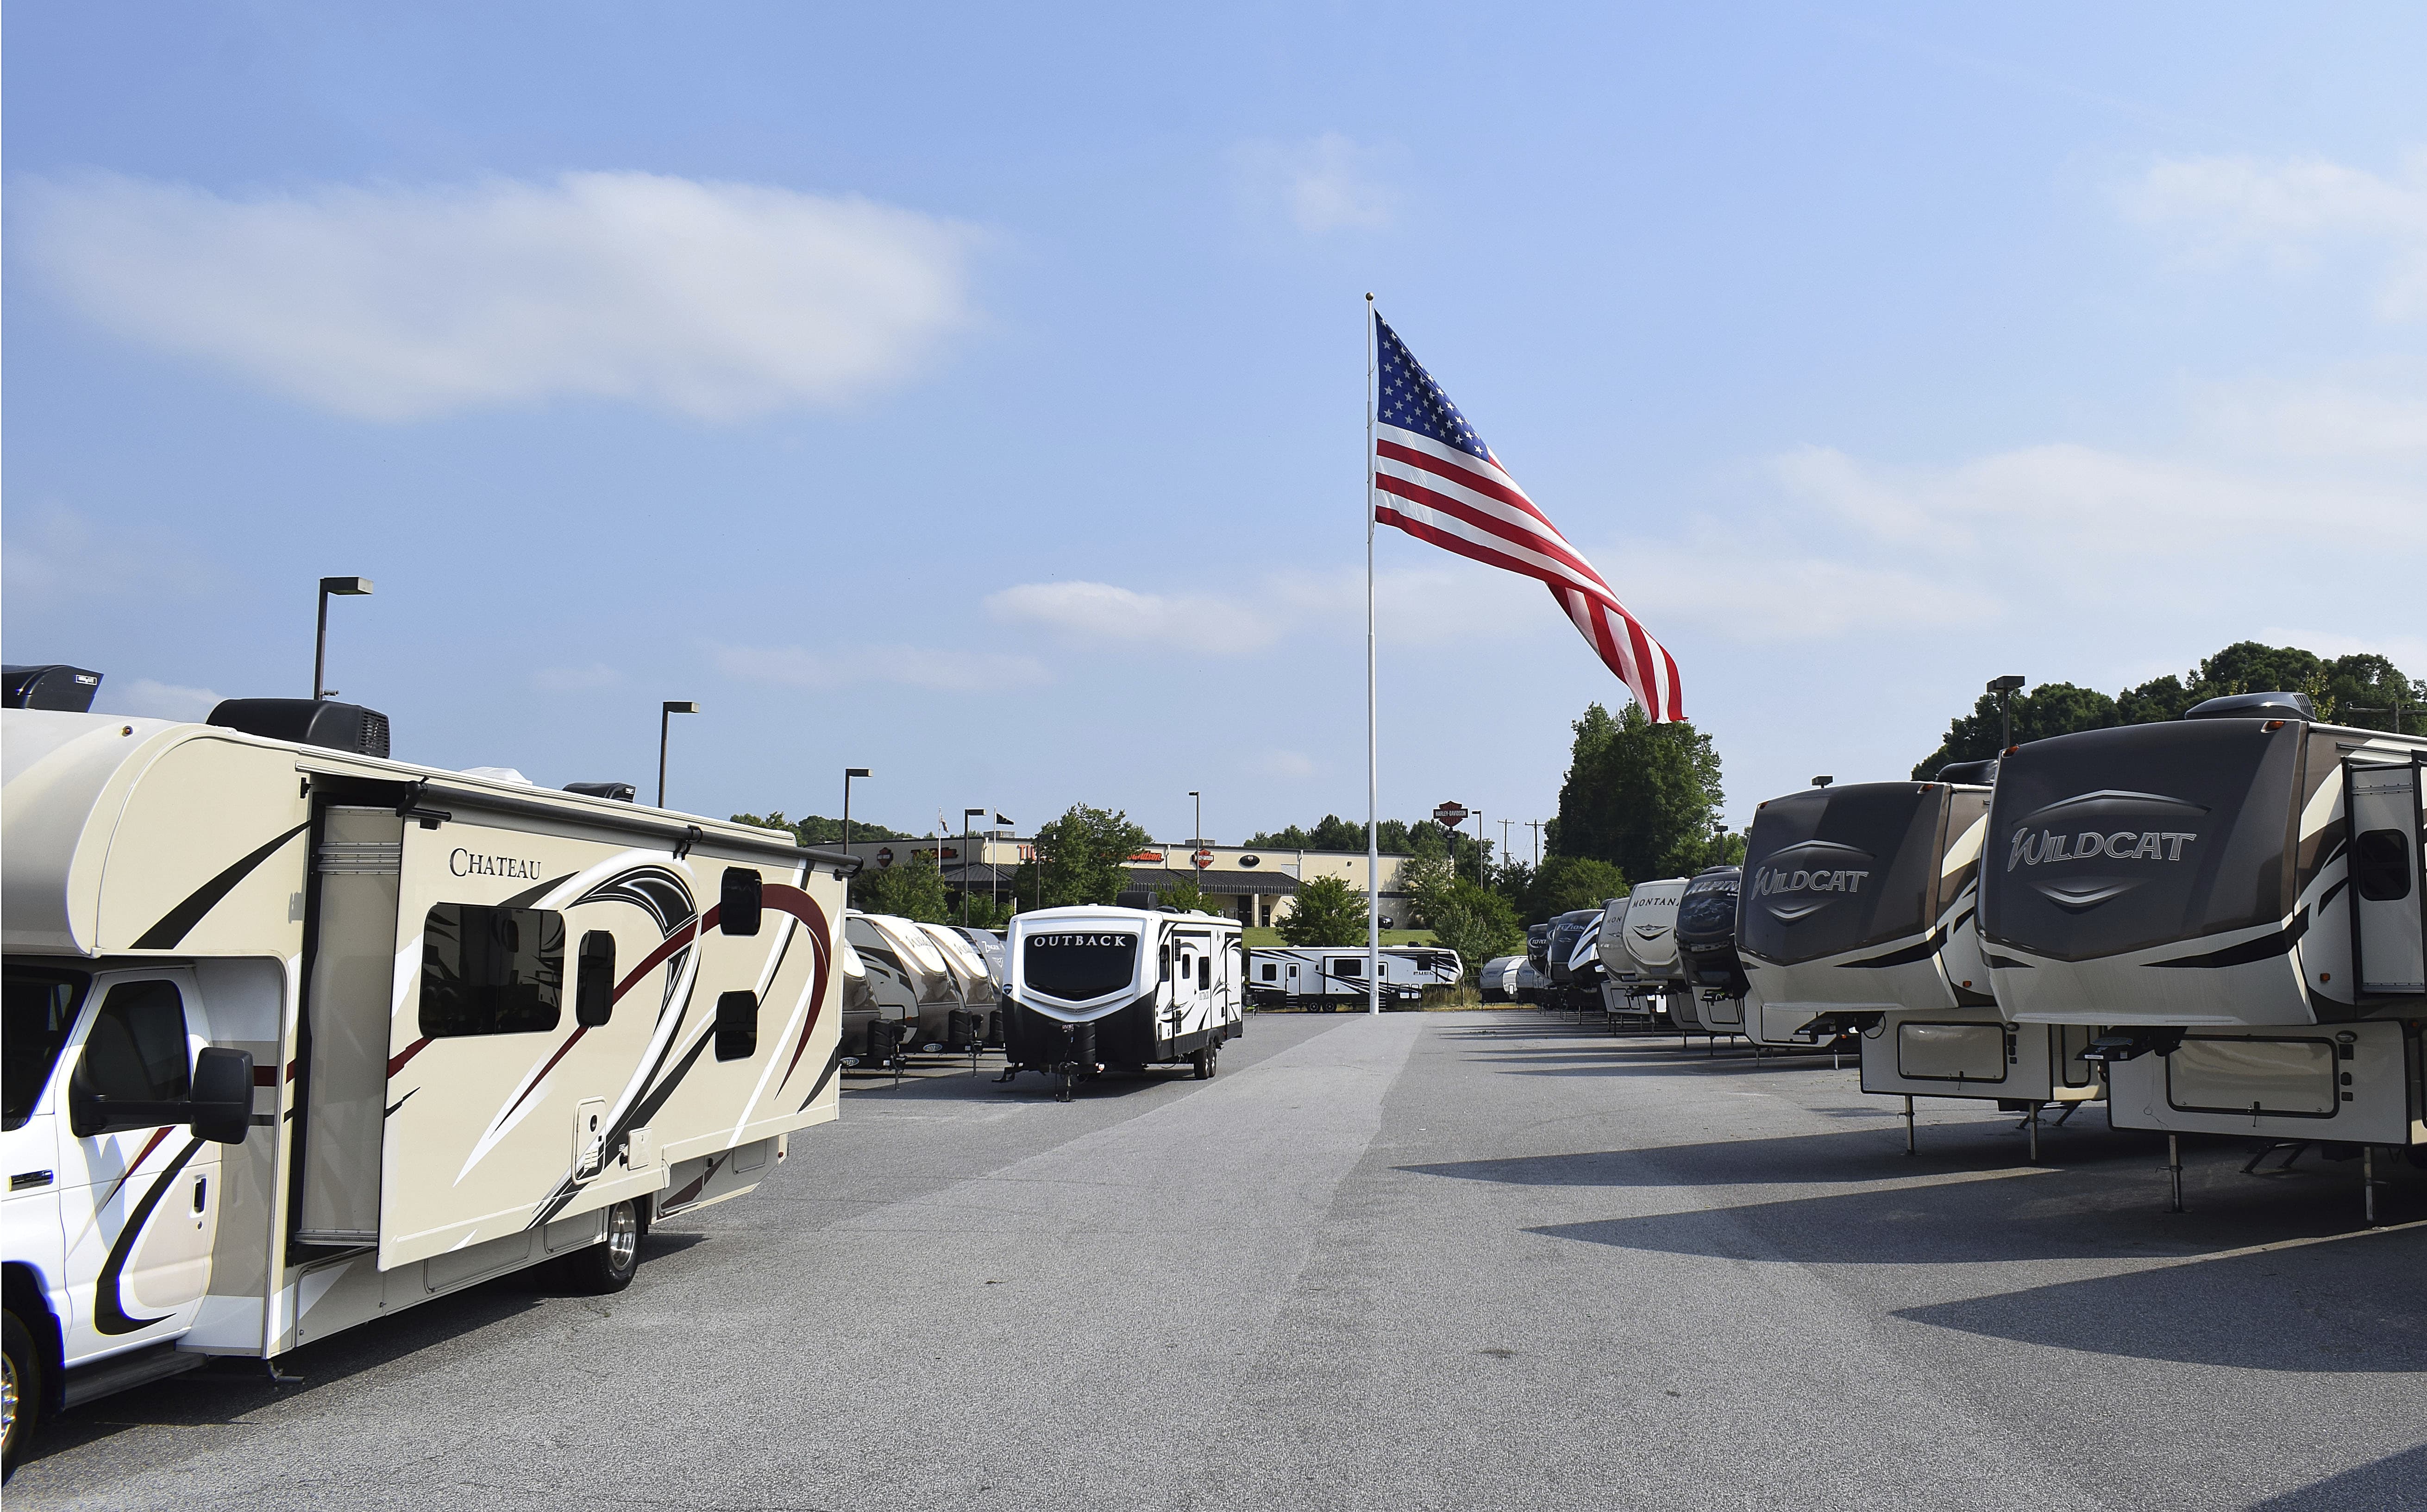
xmin=721 ymin=868 xmax=763 ymax=935
xmin=188 ymin=1047 xmax=255 ymax=1145
xmin=715 ymin=990 xmax=759 ymax=1060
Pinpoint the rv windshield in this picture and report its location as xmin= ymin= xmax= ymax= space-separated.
xmin=1022 ymin=931 xmax=1138 ymax=1001
xmin=1982 ymin=719 xmax=2302 ymax=962
xmin=4 ymin=965 xmax=90 ymax=1129
xmin=1740 ymin=785 xmax=1942 ymax=965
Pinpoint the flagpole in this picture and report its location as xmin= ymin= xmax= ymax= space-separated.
xmin=1365 ymin=293 xmax=1380 ymax=1017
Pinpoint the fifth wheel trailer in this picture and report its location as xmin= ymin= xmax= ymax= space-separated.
xmin=0 ymin=701 xmax=852 ymax=1469
xmin=1003 ymin=908 xmax=1245 ymax=1097
xmin=1979 ymin=691 xmax=2427 ymax=1211
xmin=1737 ymin=772 xmax=2100 ymax=1149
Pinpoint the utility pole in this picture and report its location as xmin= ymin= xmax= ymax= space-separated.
xmin=1525 ymin=819 xmax=1544 ymax=868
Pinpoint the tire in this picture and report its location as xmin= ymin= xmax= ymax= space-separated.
xmin=4 ymin=1310 xmax=40 ymax=1481
xmin=1192 ymin=1045 xmax=1217 ymax=1079
xmin=558 ymin=1200 xmax=645 ymax=1295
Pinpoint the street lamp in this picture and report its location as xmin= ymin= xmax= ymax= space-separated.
xmin=1188 ymin=791 xmax=1202 ymax=848
xmin=1988 ymin=675 xmax=2026 ymax=753
xmin=964 ymin=808 xmax=986 ymax=925
xmin=313 ymin=577 xmax=373 ymax=701
xmin=842 ymin=768 xmax=871 ymax=855
xmin=657 ymin=701 xmax=697 ymax=809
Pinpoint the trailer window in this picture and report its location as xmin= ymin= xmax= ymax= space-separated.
xmin=80 ymin=979 xmax=192 ymax=1104
xmin=1261 ymin=965 xmax=1277 ymax=982
xmin=576 ymin=931 xmax=617 ymax=1027
xmin=420 ymin=904 xmax=564 ymax=1037
xmin=1022 ymin=932 xmax=1139 ymax=1002
xmin=4 ymin=966 xmax=91 ymax=1129
xmin=715 ymin=991 xmax=758 ymax=1061
xmin=1199 ymin=955 xmax=1211 ymax=989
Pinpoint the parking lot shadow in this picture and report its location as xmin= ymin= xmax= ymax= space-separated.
xmin=1521 ymin=1147 xmax=2420 ymax=1265
xmin=1402 ymin=1119 xmax=2157 ymax=1190
xmin=2249 ymin=1442 xmax=2427 ymax=1511
xmin=1891 ymin=1223 xmax=2427 ymax=1371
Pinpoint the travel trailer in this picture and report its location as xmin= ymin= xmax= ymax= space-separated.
xmin=1245 ymin=947 xmax=1455 ymax=1010
xmin=1543 ymin=909 xmax=1602 ymax=1012
xmin=945 ymin=925 xmax=1006 ymax=986
xmin=840 ymin=913 xmax=957 ymax=1066
xmin=1672 ymin=866 xmax=1751 ymax=1035
xmin=1979 ymin=692 xmax=2427 ymax=1211
xmin=1001 ymin=908 xmax=1245 ymax=1098
xmin=1479 ymin=956 xmax=1524 ymax=1002
xmin=0 ymin=699 xmax=851 ymax=1468
xmin=1738 ymin=772 xmax=2100 ymax=1150
xmin=1512 ymin=958 xmax=1547 ymax=1004
xmin=913 ymin=922 xmax=994 ymax=1050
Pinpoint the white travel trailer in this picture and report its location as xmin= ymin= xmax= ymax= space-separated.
xmin=1003 ymin=908 xmax=1245 ymax=1098
xmin=0 ymin=701 xmax=851 ymax=1468
xmin=1246 ymin=946 xmax=1455 ymax=1010
xmin=1738 ymin=772 xmax=2100 ymax=1150
xmin=913 ymin=922 xmax=994 ymax=1051
xmin=1479 ymin=956 xmax=1524 ymax=1002
xmin=1979 ymin=692 xmax=2427 ymax=1213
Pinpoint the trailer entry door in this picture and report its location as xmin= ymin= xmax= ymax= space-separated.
xmin=2347 ymin=760 xmax=2426 ymax=995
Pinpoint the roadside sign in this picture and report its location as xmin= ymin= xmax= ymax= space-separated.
xmin=876 ymin=847 xmax=894 ymax=868
xmin=1432 ymin=802 xmax=1469 ymax=827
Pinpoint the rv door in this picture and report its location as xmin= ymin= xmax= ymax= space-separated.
xmin=2347 ymin=759 xmax=2426 ymax=996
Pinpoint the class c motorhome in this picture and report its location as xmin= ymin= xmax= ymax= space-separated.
xmin=1979 ymin=693 xmax=2427 ymax=1209
xmin=1738 ymin=770 xmax=2100 ymax=1145
xmin=0 ymin=700 xmax=853 ymax=1469
xmin=1003 ymin=908 xmax=1245 ymax=1098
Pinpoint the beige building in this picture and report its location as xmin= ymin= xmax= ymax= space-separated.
xmin=832 ymin=836 xmax=1420 ymax=927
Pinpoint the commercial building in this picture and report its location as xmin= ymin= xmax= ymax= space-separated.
xmin=830 ymin=835 xmax=1419 ymax=927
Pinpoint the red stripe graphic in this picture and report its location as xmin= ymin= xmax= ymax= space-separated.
xmin=98 ymin=1126 xmax=176 ymax=1208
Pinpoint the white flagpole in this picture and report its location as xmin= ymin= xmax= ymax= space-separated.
xmin=1365 ymin=293 xmax=1380 ymax=1017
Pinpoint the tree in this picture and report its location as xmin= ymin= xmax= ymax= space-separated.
xmin=1548 ymin=702 xmax=1726 ymax=887
xmin=1277 ymin=876 xmax=1366 ymax=946
xmin=1525 ymin=854 xmax=1629 ymax=924
xmin=1909 ymin=682 xmax=2120 ymax=778
xmin=731 ymin=811 xmax=912 ymax=844
xmin=850 ymin=852 xmax=952 ymax=921
xmin=1156 ymin=875 xmax=1229 ymax=917
xmin=1424 ymin=879 xmax=1525 ymax=974
xmin=1028 ymin=803 xmax=1152 ymax=908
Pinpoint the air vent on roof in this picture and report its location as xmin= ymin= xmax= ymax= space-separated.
xmin=1937 ymin=758 xmax=2000 ymax=785
xmin=2185 ymin=691 xmax=2314 ymax=722
xmin=3 ymin=664 xmax=104 ymax=712
xmin=207 ymin=698 xmax=391 ymax=759
xmin=564 ymin=782 xmax=637 ymax=802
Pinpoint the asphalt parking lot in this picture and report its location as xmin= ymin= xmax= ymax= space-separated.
xmin=14 ymin=1010 xmax=2425 ymax=1511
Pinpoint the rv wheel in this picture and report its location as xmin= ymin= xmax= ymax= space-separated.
xmin=3 ymin=1310 xmax=39 ymax=1481
xmin=559 ymin=1200 xmax=644 ymax=1295
xmin=1192 ymin=1046 xmax=1217 ymax=1080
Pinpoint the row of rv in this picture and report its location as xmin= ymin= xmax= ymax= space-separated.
xmin=1484 ymin=689 xmax=2427 ymax=1206
xmin=0 ymin=678 xmax=1279 ymax=1469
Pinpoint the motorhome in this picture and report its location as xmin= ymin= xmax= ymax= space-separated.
xmin=1672 ymin=866 xmax=1752 ymax=1036
xmin=1738 ymin=771 xmax=2100 ymax=1146
xmin=0 ymin=698 xmax=851 ymax=1468
xmin=1979 ymin=692 xmax=2426 ymax=1211
xmin=1245 ymin=947 xmax=1455 ymax=1010
xmin=1001 ymin=908 xmax=1245 ymax=1098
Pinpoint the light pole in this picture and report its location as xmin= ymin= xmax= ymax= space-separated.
xmin=313 ymin=577 xmax=374 ymax=701
xmin=1470 ymin=809 xmax=1486 ymax=885
xmin=1988 ymin=674 xmax=2026 ymax=753
xmin=657 ymin=701 xmax=697 ymax=809
xmin=1188 ymin=791 xmax=1202 ymax=847
xmin=964 ymin=808 xmax=986 ymax=925
xmin=843 ymin=768 xmax=871 ymax=872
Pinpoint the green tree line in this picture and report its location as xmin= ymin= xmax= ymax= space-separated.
xmin=1911 ymin=641 xmax=2421 ymax=777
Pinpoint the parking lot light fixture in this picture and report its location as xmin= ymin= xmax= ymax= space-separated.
xmin=658 ymin=701 xmax=698 ymax=809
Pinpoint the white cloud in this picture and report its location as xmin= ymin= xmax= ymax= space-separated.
xmin=2192 ymin=376 xmax=2427 ymax=458
xmin=533 ymin=663 xmax=622 ymax=692
xmin=1231 ymin=134 xmax=1399 ymax=235
xmin=0 ymin=507 xmax=221 ymax=608
xmin=984 ymin=580 xmax=1251 ymax=649
xmin=98 ymin=678 xmax=223 ymax=721
xmin=16 ymin=170 xmax=980 ymax=421
xmin=1253 ymin=749 xmax=1318 ymax=781
xmin=2119 ymin=149 xmax=2427 ymax=318
xmin=711 ymin=641 xmax=1044 ymax=693
xmin=1611 ymin=545 xmax=1979 ymax=641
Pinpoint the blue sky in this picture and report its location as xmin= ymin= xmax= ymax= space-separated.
xmin=7 ymin=4 xmax=2424 ymax=855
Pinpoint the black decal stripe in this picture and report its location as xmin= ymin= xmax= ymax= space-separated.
xmin=132 ymin=823 xmax=310 ymax=949
xmin=500 ymin=873 xmax=575 ymax=910
xmin=529 ymin=1026 xmax=718 ymax=1229
xmin=798 ymin=1044 xmax=845 ymax=1111
xmin=2146 ymin=910 xmax=2309 ymax=970
xmin=1834 ymin=930 xmax=1946 ymax=970
xmin=94 ymin=1138 xmax=205 ymax=1335
xmin=384 ymin=1088 xmax=416 ymax=1117
xmin=1983 ymin=954 xmax=2034 ymax=970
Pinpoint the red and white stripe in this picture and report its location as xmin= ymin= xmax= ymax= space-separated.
xmin=1373 ymin=425 xmax=1684 ymax=722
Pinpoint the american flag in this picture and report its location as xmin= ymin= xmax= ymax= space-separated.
xmin=1371 ymin=314 xmax=1683 ymax=722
